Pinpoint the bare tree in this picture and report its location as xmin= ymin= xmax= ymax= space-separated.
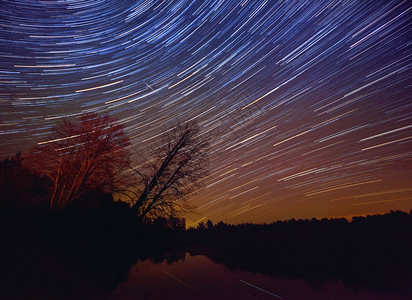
xmin=125 ymin=121 xmax=209 ymax=221
xmin=27 ymin=113 xmax=130 ymax=210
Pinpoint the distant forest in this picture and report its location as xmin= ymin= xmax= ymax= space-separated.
xmin=188 ymin=210 xmax=412 ymax=293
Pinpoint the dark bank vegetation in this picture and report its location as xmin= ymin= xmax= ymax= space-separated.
xmin=0 ymin=113 xmax=207 ymax=299
xmin=0 ymin=158 xmax=172 ymax=298
xmin=187 ymin=211 xmax=412 ymax=296
xmin=0 ymin=113 xmax=207 ymax=245
xmin=0 ymin=113 xmax=411 ymax=298
xmin=18 ymin=113 xmax=210 ymax=219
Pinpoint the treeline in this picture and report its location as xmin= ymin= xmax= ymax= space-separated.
xmin=0 ymin=114 xmax=210 ymax=226
xmin=0 ymin=152 xmax=185 ymax=227
xmin=192 ymin=209 xmax=412 ymax=233
xmin=0 ymin=152 xmax=187 ymax=299
xmin=186 ymin=210 xmax=412 ymax=294
xmin=0 ymin=152 xmax=187 ymax=258
xmin=0 ymin=114 xmax=206 ymax=247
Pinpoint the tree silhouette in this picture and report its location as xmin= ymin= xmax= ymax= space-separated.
xmin=206 ymin=219 xmax=214 ymax=230
xmin=126 ymin=121 xmax=209 ymax=221
xmin=27 ymin=113 xmax=130 ymax=210
xmin=0 ymin=153 xmax=49 ymax=211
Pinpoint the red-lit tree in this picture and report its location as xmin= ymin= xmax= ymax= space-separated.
xmin=28 ymin=113 xmax=130 ymax=210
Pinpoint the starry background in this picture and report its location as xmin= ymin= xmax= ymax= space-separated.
xmin=1 ymin=0 xmax=411 ymax=226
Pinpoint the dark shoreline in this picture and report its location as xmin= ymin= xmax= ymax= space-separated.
xmin=1 ymin=210 xmax=411 ymax=299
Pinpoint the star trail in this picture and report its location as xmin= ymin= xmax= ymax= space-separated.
xmin=1 ymin=0 xmax=411 ymax=225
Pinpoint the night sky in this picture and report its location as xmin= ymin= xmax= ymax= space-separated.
xmin=1 ymin=0 xmax=411 ymax=226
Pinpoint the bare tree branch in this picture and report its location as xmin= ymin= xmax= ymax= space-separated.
xmin=130 ymin=121 xmax=210 ymax=221
xmin=26 ymin=113 xmax=130 ymax=211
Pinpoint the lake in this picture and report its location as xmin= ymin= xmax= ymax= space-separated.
xmin=99 ymin=252 xmax=406 ymax=300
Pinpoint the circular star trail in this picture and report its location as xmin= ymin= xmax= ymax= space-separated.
xmin=1 ymin=0 xmax=411 ymax=225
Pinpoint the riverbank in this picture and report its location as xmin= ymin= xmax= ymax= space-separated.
xmin=1 ymin=210 xmax=411 ymax=299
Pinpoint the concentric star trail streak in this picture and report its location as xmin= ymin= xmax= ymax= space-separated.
xmin=1 ymin=0 xmax=411 ymax=225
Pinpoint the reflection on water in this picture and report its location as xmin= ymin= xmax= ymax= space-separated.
xmin=2 ymin=212 xmax=410 ymax=299
xmin=104 ymin=253 xmax=407 ymax=300
xmin=1 ymin=249 xmax=409 ymax=300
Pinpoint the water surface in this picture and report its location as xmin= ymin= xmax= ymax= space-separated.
xmin=104 ymin=253 xmax=405 ymax=300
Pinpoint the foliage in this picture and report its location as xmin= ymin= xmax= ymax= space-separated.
xmin=26 ymin=113 xmax=130 ymax=210
xmin=0 ymin=153 xmax=49 ymax=211
xmin=2 ymin=114 xmax=210 ymax=224
xmin=186 ymin=210 xmax=412 ymax=292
